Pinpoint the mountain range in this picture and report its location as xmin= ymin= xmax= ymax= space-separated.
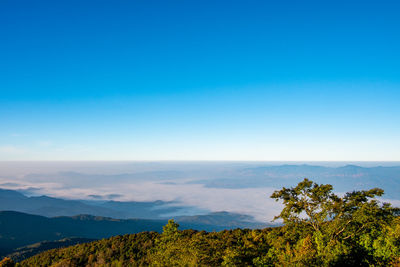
xmin=0 ymin=187 xmax=268 ymax=260
xmin=192 ymin=164 xmax=400 ymax=199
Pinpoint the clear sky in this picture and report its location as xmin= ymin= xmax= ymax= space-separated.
xmin=1 ymin=0 xmax=400 ymax=161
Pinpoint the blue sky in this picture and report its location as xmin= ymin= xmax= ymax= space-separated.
xmin=1 ymin=0 xmax=400 ymax=161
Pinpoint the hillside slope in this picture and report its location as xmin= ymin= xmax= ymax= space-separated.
xmin=5 ymin=238 xmax=94 ymax=263
xmin=0 ymin=210 xmax=266 ymax=259
xmin=0 ymin=211 xmax=165 ymax=257
xmin=16 ymin=218 xmax=400 ymax=267
xmin=19 ymin=228 xmax=271 ymax=266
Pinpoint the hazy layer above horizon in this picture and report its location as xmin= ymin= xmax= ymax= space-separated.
xmin=1 ymin=161 xmax=399 ymax=222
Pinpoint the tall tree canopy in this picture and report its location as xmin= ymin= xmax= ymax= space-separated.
xmin=270 ymin=178 xmax=400 ymax=265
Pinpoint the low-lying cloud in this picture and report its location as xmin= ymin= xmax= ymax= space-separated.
xmin=1 ymin=162 xmax=399 ymax=223
xmin=0 ymin=174 xmax=282 ymax=222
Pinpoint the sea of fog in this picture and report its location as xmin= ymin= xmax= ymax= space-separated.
xmin=0 ymin=161 xmax=400 ymax=222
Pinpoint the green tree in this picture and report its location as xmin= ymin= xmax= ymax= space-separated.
xmin=271 ymin=178 xmax=397 ymax=238
xmin=162 ymin=219 xmax=180 ymax=235
xmin=0 ymin=257 xmax=14 ymax=267
xmin=271 ymin=178 xmax=400 ymax=265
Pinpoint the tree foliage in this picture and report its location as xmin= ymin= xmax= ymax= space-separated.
xmin=270 ymin=178 xmax=400 ymax=265
xmin=0 ymin=258 xmax=14 ymax=267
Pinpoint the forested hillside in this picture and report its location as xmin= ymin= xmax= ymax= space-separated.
xmin=0 ymin=211 xmax=166 ymax=257
xmin=0 ymin=210 xmax=267 ymax=259
xmin=5 ymin=238 xmax=94 ymax=263
xmin=2 ymin=179 xmax=400 ymax=266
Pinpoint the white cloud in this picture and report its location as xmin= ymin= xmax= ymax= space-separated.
xmin=0 ymin=172 xmax=282 ymax=222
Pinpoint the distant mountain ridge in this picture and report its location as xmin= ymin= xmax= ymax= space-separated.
xmin=0 ymin=188 xmax=179 ymax=219
xmin=192 ymin=164 xmax=400 ymax=199
xmin=0 ymin=210 xmax=165 ymax=257
xmin=0 ymin=210 xmax=269 ymax=259
xmin=176 ymin=211 xmax=266 ymax=229
xmin=0 ymin=187 xmax=271 ymax=259
xmin=0 ymin=188 xmax=267 ymax=225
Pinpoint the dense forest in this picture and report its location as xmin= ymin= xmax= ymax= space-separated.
xmin=1 ymin=179 xmax=400 ymax=266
